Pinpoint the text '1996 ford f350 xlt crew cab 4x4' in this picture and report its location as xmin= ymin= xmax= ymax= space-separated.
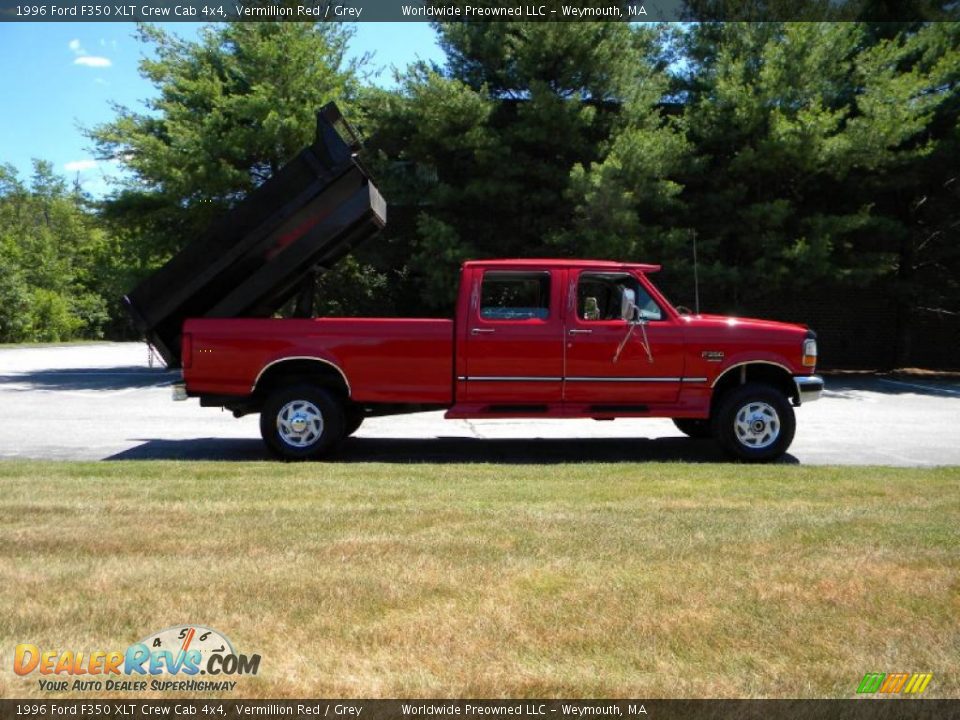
xmin=125 ymin=105 xmax=822 ymax=463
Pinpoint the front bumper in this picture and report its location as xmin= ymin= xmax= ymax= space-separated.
xmin=794 ymin=375 xmax=824 ymax=405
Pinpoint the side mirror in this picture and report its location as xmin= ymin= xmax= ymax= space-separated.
xmin=620 ymin=288 xmax=638 ymax=323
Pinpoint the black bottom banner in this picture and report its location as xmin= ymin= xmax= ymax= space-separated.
xmin=1 ymin=700 xmax=958 ymax=720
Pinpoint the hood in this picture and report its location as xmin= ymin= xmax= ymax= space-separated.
xmin=680 ymin=313 xmax=809 ymax=337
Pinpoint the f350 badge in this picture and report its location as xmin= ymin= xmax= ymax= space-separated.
xmin=701 ymin=350 xmax=725 ymax=362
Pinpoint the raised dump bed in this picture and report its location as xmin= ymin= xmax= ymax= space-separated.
xmin=124 ymin=103 xmax=386 ymax=368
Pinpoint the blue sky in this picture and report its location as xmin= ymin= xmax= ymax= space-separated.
xmin=0 ymin=22 xmax=444 ymax=195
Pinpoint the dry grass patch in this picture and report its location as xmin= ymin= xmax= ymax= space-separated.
xmin=0 ymin=461 xmax=957 ymax=699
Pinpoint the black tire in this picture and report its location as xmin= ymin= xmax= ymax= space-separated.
xmin=672 ymin=418 xmax=714 ymax=439
xmin=260 ymin=384 xmax=344 ymax=461
xmin=343 ymin=406 xmax=365 ymax=437
xmin=712 ymin=382 xmax=796 ymax=463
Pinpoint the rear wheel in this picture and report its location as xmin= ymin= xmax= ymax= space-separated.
xmin=713 ymin=382 xmax=796 ymax=463
xmin=672 ymin=418 xmax=713 ymax=439
xmin=260 ymin=384 xmax=344 ymax=460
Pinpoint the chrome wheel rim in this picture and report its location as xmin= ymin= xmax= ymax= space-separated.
xmin=734 ymin=401 xmax=780 ymax=449
xmin=277 ymin=400 xmax=324 ymax=448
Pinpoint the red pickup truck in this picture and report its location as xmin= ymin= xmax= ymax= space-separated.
xmin=177 ymin=258 xmax=822 ymax=462
xmin=125 ymin=106 xmax=821 ymax=463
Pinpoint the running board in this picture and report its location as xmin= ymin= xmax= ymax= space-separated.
xmin=444 ymin=403 xmax=670 ymax=420
xmin=589 ymin=404 xmax=649 ymax=413
xmin=487 ymin=404 xmax=549 ymax=414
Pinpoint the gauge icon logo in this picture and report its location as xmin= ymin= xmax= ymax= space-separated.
xmin=139 ymin=625 xmax=234 ymax=661
xmin=131 ymin=624 xmax=259 ymax=677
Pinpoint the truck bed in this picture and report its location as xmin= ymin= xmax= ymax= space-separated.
xmin=183 ymin=317 xmax=454 ymax=405
xmin=124 ymin=104 xmax=385 ymax=368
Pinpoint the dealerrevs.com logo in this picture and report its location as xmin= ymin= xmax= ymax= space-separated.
xmin=14 ymin=625 xmax=260 ymax=693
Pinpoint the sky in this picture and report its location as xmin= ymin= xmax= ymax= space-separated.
xmin=0 ymin=22 xmax=444 ymax=196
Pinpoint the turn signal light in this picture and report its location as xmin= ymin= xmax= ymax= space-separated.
xmin=802 ymin=338 xmax=817 ymax=367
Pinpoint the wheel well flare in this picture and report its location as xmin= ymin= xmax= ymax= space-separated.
xmin=711 ymin=362 xmax=796 ymax=407
xmin=253 ymin=357 xmax=350 ymax=399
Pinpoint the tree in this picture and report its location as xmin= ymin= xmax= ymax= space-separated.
xmin=81 ymin=19 xmax=959 ymax=368
xmin=683 ymin=22 xmax=960 ymax=362
xmin=0 ymin=162 xmax=109 ymax=342
xmin=569 ymin=21 xmax=960 ymax=333
xmin=363 ymin=21 xmax=683 ymax=310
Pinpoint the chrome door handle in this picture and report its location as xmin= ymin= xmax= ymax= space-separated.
xmin=568 ymin=329 xmax=592 ymax=335
xmin=471 ymin=328 xmax=495 ymax=334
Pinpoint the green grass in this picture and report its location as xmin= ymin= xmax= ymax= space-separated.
xmin=1 ymin=461 xmax=957 ymax=699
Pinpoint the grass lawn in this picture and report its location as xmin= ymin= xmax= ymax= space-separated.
xmin=0 ymin=461 xmax=957 ymax=699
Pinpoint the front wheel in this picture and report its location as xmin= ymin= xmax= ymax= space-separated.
xmin=260 ymin=384 xmax=344 ymax=460
xmin=713 ymin=383 xmax=796 ymax=463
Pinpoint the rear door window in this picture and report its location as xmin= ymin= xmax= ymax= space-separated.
xmin=480 ymin=272 xmax=551 ymax=321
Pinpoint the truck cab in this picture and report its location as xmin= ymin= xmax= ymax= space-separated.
xmin=453 ymin=260 xmax=687 ymax=411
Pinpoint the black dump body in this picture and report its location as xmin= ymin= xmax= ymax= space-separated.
xmin=124 ymin=103 xmax=386 ymax=368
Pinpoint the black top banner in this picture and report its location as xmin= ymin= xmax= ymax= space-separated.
xmin=2 ymin=700 xmax=959 ymax=720
xmin=1 ymin=0 xmax=958 ymax=22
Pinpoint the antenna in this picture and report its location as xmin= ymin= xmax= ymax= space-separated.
xmin=691 ymin=229 xmax=700 ymax=315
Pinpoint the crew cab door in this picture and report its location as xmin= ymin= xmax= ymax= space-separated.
xmin=461 ymin=267 xmax=565 ymax=403
xmin=563 ymin=270 xmax=685 ymax=405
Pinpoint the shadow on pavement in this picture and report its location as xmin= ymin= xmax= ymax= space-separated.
xmin=107 ymin=438 xmax=270 ymax=461
xmin=106 ymin=435 xmax=800 ymax=464
xmin=0 ymin=367 xmax=177 ymax=391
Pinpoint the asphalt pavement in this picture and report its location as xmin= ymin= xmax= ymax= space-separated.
xmin=1 ymin=342 xmax=959 ymax=465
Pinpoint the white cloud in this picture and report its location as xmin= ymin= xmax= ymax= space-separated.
xmin=70 ymin=38 xmax=112 ymax=68
xmin=74 ymin=56 xmax=112 ymax=68
xmin=64 ymin=159 xmax=99 ymax=172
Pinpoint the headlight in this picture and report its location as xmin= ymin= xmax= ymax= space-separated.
xmin=802 ymin=338 xmax=817 ymax=367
